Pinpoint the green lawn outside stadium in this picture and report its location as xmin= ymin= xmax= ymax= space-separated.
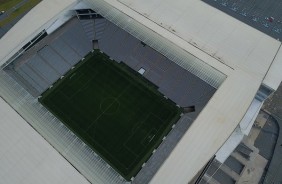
xmin=39 ymin=51 xmax=182 ymax=180
xmin=0 ymin=0 xmax=42 ymax=27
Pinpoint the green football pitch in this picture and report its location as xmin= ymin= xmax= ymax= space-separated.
xmin=39 ymin=51 xmax=182 ymax=180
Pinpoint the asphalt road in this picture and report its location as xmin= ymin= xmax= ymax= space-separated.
xmin=262 ymin=82 xmax=282 ymax=184
xmin=0 ymin=0 xmax=29 ymax=21
xmin=0 ymin=0 xmax=30 ymax=38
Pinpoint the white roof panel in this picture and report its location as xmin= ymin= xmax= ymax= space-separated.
xmin=263 ymin=46 xmax=282 ymax=90
xmin=0 ymin=97 xmax=90 ymax=184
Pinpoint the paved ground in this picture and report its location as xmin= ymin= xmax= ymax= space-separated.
xmin=199 ymin=110 xmax=275 ymax=184
xmin=254 ymin=115 xmax=278 ymax=160
xmin=263 ymin=87 xmax=282 ymax=184
xmin=236 ymin=149 xmax=268 ymax=184
xmin=264 ymin=83 xmax=282 ymax=119
xmin=237 ymin=132 xmax=268 ymax=184
xmin=262 ymin=82 xmax=282 ymax=184
xmin=205 ymin=160 xmax=236 ymax=184
xmin=262 ymin=117 xmax=282 ymax=184
xmin=203 ymin=0 xmax=282 ymax=41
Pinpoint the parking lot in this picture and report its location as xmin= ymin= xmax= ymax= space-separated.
xmin=203 ymin=0 xmax=282 ymax=40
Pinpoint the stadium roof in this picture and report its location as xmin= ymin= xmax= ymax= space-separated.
xmin=0 ymin=0 xmax=282 ymax=184
xmin=0 ymin=97 xmax=90 ymax=184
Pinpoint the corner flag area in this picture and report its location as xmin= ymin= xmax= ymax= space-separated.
xmin=39 ymin=51 xmax=182 ymax=180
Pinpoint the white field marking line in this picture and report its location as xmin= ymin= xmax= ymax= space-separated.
xmin=148 ymin=135 xmax=155 ymax=143
xmin=86 ymin=132 xmax=139 ymax=170
xmin=99 ymin=97 xmax=113 ymax=111
xmin=68 ymin=74 xmax=98 ymax=99
xmin=86 ymin=84 xmax=131 ymax=131
xmin=69 ymin=72 xmax=76 ymax=79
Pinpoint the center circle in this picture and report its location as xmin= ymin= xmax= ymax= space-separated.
xmin=100 ymin=97 xmax=120 ymax=115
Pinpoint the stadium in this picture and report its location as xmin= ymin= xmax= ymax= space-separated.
xmin=0 ymin=0 xmax=282 ymax=184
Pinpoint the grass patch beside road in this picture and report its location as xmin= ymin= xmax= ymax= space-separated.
xmin=0 ymin=0 xmax=22 ymax=11
xmin=0 ymin=0 xmax=41 ymax=27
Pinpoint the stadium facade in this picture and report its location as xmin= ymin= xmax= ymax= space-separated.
xmin=0 ymin=0 xmax=282 ymax=184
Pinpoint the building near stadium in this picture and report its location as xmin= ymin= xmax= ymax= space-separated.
xmin=0 ymin=0 xmax=282 ymax=184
